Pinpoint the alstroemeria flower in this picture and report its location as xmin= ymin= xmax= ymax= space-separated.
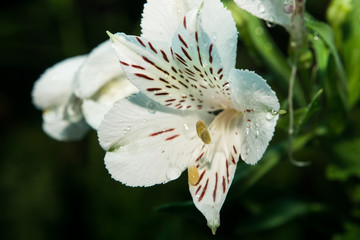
xmin=98 ymin=0 xmax=279 ymax=233
xmin=234 ymin=0 xmax=307 ymax=47
xmin=234 ymin=0 xmax=296 ymax=30
xmin=73 ymin=41 xmax=138 ymax=129
xmin=32 ymin=55 xmax=89 ymax=141
xmin=32 ymin=41 xmax=138 ymax=140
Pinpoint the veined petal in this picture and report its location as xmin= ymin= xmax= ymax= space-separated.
xmin=200 ymin=0 xmax=238 ymax=74
xmin=32 ymin=56 xmax=89 ymax=141
xmin=230 ymin=69 xmax=280 ymax=165
xmin=109 ymin=32 xmax=228 ymax=111
xmin=141 ymin=0 xmax=237 ymax=74
xmin=82 ymin=76 xmax=138 ymax=129
xmin=32 ymin=55 xmax=86 ymax=109
xmin=189 ymin=109 xmax=242 ymax=233
xmin=73 ymin=40 xmax=125 ymax=99
xmin=98 ymin=93 xmax=214 ymax=187
xmin=141 ymin=0 xmax=202 ymax=42
xmin=234 ymin=0 xmax=293 ymax=30
xmin=171 ymin=9 xmax=232 ymax=110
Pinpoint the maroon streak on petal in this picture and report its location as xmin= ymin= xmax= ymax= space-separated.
xmin=209 ymin=44 xmax=214 ymax=64
xmin=160 ymin=50 xmax=169 ymax=62
xmin=165 ymin=134 xmax=180 ymax=141
xmin=149 ymin=128 xmax=175 ymax=137
xmin=134 ymin=73 xmax=154 ymax=80
xmin=196 ymin=152 xmax=205 ymax=162
xmin=148 ymin=42 xmax=157 ymax=54
xmin=132 ymin=64 xmax=145 ymax=70
xmin=198 ymin=178 xmax=209 ymax=202
xmin=222 ymin=176 xmax=226 ymax=193
xmin=146 ymin=88 xmax=162 ymax=91
xmin=178 ymin=34 xmax=188 ymax=48
xmin=181 ymin=47 xmax=192 ymax=61
xmin=119 ymin=61 xmax=129 ymax=66
xmin=136 ymin=37 xmax=146 ymax=47
xmin=213 ymin=173 xmax=218 ymax=202
xmin=155 ymin=92 xmax=169 ymax=96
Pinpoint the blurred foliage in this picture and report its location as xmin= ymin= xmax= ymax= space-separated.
xmin=1 ymin=0 xmax=360 ymax=239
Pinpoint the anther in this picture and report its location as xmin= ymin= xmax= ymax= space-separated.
xmin=188 ymin=166 xmax=200 ymax=186
xmin=196 ymin=120 xmax=211 ymax=144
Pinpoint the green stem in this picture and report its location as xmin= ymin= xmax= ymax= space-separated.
xmin=288 ymin=59 xmax=310 ymax=167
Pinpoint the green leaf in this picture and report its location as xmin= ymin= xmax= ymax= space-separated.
xmin=233 ymin=149 xmax=280 ymax=194
xmin=326 ymin=138 xmax=360 ymax=181
xmin=327 ymin=0 xmax=360 ymax=107
xmin=306 ymin=17 xmax=349 ymax=111
xmin=333 ymin=222 xmax=360 ymax=240
xmin=236 ymin=198 xmax=326 ymax=234
xmin=295 ymin=88 xmax=323 ymax=134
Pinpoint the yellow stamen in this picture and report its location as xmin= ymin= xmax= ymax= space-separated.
xmin=188 ymin=166 xmax=200 ymax=186
xmin=196 ymin=120 xmax=211 ymax=144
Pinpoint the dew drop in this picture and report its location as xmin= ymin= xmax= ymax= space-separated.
xmin=146 ymin=101 xmax=157 ymax=114
xmin=258 ymin=3 xmax=265 ymax=13
xmin=283 ymin=0 xmax=295 ymax=14
xmin=265 ymin=21 xmax=276 ymax=28
xmin=212 ymin=33 xmax=217 ymax=41
xmin=266 ymin=112 xmax=275 ymax=120
xmin=271 ymin=109 xmax=278 ymax=115
xmin=246 ymin=127 xmax=250 ymax=136
xmin=123 ymin=126 xmax=131 ymax=134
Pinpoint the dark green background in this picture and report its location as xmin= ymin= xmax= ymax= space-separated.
xmin=1 ymin=0 xmax=360 ymax=239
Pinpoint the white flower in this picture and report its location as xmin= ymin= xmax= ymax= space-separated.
xmin=98 ymin=0 xmax=279 ymax=233
xmin=234 ymin=0 xmax=296 ymax=30
xmin=32 ymin=55 xmax=89 ymax=141
xmin=73 ymin=41 xmax=138 ymax=129
xmin=32 ymin=41 xmax=138 ymax=141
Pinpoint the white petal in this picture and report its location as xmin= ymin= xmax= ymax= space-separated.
xmin=109 ymin=32 xmax=229 ymax=111
xmin=42 ymin=98 xmax=89 ymax=141
xmin=73 ymin=40 xmax=125 ymax=99
xmin=234 ymin=0 xmax=293 ymax=30
xmin=82 ymin=77 xmax=138 ymax=129
xmin=32 ymin=56 xmax=89 ymax=141
xmin=170 ymin=9 xmax=232 ymax=110
xmin=98 ymin=93 xmax=214 ymax=187
xmin=189 ymin=109 xmax=241 ymax=233
xmin=141 ymin=0 xmax=202 ymax=42
xmin=200 ymin=0 xmax=238 ymax=74
xmin=32 ymin=55 xmax=86 ymax=109
xmin=141 ymin=0 xmax=237 ymax=74
xmin=230 ymin=69 xmax=280 ymax=165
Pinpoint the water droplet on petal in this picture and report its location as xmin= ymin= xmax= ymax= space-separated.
xmin=212 ymin=33 xmax=217 ymax=41
xmin=283 ymin=0 xmax=295 ymax=14
xmin=271 ymin=109 xmax=278 ymax=115
xmin=146 ymin=101 xmax=157 ymax=114
xmin=266 ymin=21 xmax=276 ymax=28
xmin=246 ymin=127 xmax=250 ymax=136
xmin=258 ymin=3 xmax=265 ymax=13
xmin=266 ymin=112 xmax=275 ymax=121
